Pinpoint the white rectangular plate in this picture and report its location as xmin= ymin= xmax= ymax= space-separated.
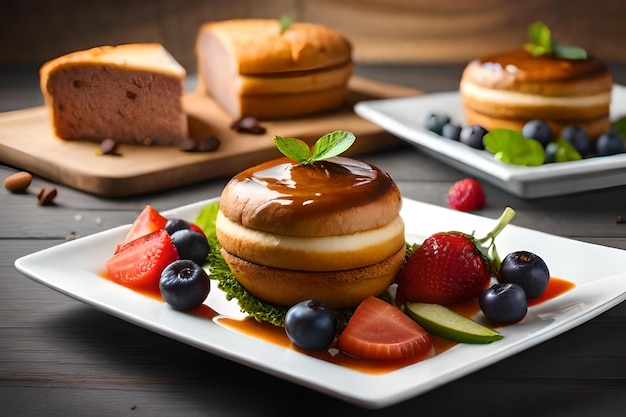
xmin=14 ymin=198 xmax=626 ymax=409
xmin=354 ymin=85 xmax=626 ymax=198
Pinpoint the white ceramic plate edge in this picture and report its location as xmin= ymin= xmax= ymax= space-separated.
xmin=354 ymin=85 xmax=626 ymax=198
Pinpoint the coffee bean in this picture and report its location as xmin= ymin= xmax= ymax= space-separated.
xmin=197 ymin=137 xmax=220 ymax=152
xmin=180 ymin=137 xmax=220 ymax=152
xmin=98 ymin=138 xmax=119 ymax=155
xmin=230 ymin=116 xmax=266 ymax=134
xmin=37 ymin=186 xmax=57 ymax=206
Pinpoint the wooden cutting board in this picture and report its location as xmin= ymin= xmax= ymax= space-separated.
xmin=0 ymin=76 xmax=420 ymax=197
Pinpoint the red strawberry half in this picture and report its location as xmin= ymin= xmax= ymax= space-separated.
xmin=396 ymin=207 xmax=515 ymax=305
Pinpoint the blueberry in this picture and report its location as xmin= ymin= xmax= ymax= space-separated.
xmin=170 ymin=229 xmax=210 ymax=265
xmin=544 ymin=142 xmax=558 ymax=164
xmin=561 ymin=126 xmax=592 ymax=156
xmin=165 ymin=217 xmax=191 ymax=235
xmin=522 ymin=119 xmax=553 ymax=147
xmin=159 ymin=260 xmax=210 ymax=310
xmin=285 ymin=299 xmax=337 ymax=350
xmin=424 ymin=112 xmax=451 ymax=135
xmin=460 ymin=125 xmax=488 ymax=149
xmin=500 ymin=251 xmax=550 ymax=299
xmin=479 ymin=283 xmax=528 ymax=324
xmin=442 ymin=122 xmax=462 ymax=141
xmin=596 ymin=131 xmax=625 ymax=156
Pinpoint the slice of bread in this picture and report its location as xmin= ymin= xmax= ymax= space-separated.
xmin=40 ymin=43 xmax=188 ymax=145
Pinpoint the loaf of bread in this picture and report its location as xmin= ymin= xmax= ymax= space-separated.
xmin=40 ymin=43 xmax=188 ymax=145
xmin=196 ymin=19 xmax=353 ymax=120
xmin=460 ymin=48 xmax=613 ymax=139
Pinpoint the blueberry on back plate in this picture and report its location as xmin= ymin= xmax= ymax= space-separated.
xmin=460 ymin=125 xmax=488 ymax=149
xmin=170 ymin=229 xmax=210 ymax=265
xmin=561 ymin=126 xmax=592 ymax=156
xmin=596 ymin=131 xmax=625 ymax=156
xmin=165 ymin=217 xmax=191 ymax=235
xmin=424 ymin=112 xmax=451 ymax=135
xmin=522 ymin=119 xmax=552 ymax=147
xmin=544 ymin=142 xmax=558 ymax=164
xmin=442 ymin=122 xmax=462 ymax=141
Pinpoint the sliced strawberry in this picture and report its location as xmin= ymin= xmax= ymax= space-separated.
xmin=106 ymin=229 xmax=179 ymax=293
xmin=338 ymin=296 xmax=433 ymax=361
xmin=123 ymin=205 xmax=168 ymax=244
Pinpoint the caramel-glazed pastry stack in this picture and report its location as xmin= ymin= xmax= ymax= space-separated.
xmin=196 ymin=19 xmax=353 ymax=120
xmin=216 ymin=156 xmax=406 ymax=309
xmin=460 ymin=48 xmax=613 ymax=138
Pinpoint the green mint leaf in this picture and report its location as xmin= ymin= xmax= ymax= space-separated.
xmin=279 ymin=14 xmax=294 ymax=34
xmin=310 ymin=130 xmax=356 ymax=162
xmin=553 ymin=137 xmax=582 ymax=162
xmin=484 ymin=128 xmax=545 ymax=166
xmin=612 ymin=115 xmax=626 ymax=138
xmin=552 ymin=42 xmax=587 ymax=60
xmin=525 ymin=21 xmax=587 ymax=59
xmin=528 ymin=22 xmax=552 ymax=53
xmin=274 ymin=131 xmax=356 ymax=164
xmin=274 ymin=135 xmax=311 ymax=163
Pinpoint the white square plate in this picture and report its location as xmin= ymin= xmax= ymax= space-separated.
xmin=14 ymin=197 xmax=626 ymax=409
xmin=354 ymin=85 xmax=626 ymax=198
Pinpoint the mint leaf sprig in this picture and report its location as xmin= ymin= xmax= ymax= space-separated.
xmin=525 ymin=21 xmax=587 ymax=60
xmin=483 ymin=128 xmax=582 ymax=166
xmin=279 ymin=14 xmax=294 ymax=34
xmin=274 ymin=130 xmax=356 ymax=165
xmin=612 ymin=115 xmax=626 ymax=138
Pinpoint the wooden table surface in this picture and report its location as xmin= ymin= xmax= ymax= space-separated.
xmin=2 ymin=64 xmax=626 ymax=416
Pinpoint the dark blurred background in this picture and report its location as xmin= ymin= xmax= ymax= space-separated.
xmin=1 ymin=0 xmax=625 ymax=73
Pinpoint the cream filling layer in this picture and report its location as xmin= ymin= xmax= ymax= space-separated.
xmin=216 ymin=210 xmax=406 ymax=271
xmin=460 ymin=80 xmax=611 ymax=108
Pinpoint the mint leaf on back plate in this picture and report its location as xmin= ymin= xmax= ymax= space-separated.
xmin=612 ymin=115 xmax=626 ymax=138
xmin=525 ymin=21 xmax=552 ymax=56
xmin=552 ymin=43 xmax=587 ymax=60
xmin=524 ymin=21 xmax=587 ymax=60
xmin=553 ymin=137 xmax=582 ymax=163
xmin=483 ymin=128 xmax=545 ymax=166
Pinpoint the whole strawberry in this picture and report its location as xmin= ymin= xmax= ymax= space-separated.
xmin=396 ymin=207 xmax=515 ymax=305
xmin=448 ymin=178 xmax=485 ymax=212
